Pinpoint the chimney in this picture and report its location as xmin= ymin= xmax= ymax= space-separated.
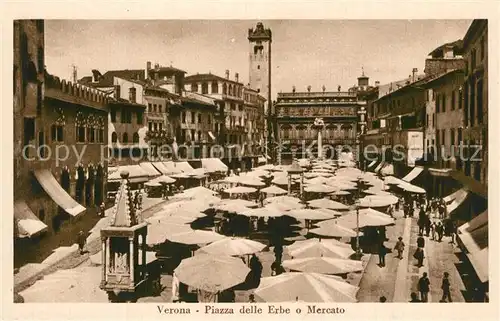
xmin=412 ymin=68 xmax=418 ymax=82
xmin=225 ymin=70 xmax=230 ymax=79
xmin=235 ymin=72 xmax=239 ymax=83
xmin=146 ymin=61 xmax=151 ymax=79
xmin=375 ymin=81 xmax=380 ymax=87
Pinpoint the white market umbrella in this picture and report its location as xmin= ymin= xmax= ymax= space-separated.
xmin=214 ymin=199 xmax=258 ymax=209
xmin=333 ymin=208 xmax=395 ymax=229
xmin=358 ymin=195 xmax=399 ymax=207
xmin=146 ymin=221 xmax=193 ymax=245
xmin=282 ymin=257 xmax=363 ymax=275
xmin=241 ymin=206 xmax=285 ymax=218
xmin=307 ymin=198 xmax=349 ymax=210
xmin=286 ymin=208 xmax=338 ymax=221
xmin=154 ymin=175 xmax=177 ymax=184
xmin=332 ymin=190 xmax=351 ymax=196
xmin=287 ymin=238 xmax=354 ymax=259
xmin=174 ymin=254 xmax=250 ymax=293
xmin=384 ymin=176 xmax=405 ymax=185
xmin=265 ymin=195 xmax=302 ymax=204
xmin=271 ymin=175 xmax=290 ymax=186
xmin=224 ymin=186 xmax=257 ymax=194
xmin=311 ymin=219 xmax=361 ymax=238
xmin=254 ymin=272 xmax=359 ymax=303
xmin=239 ymin=178 xmax=266 ymax=187
xmin=304 ymin=184 xmax=336 ymax=194
xmin=398 ymin=181 xmax=426 ymax=194
xmin=145 ymin=181 xmax=161 ymax=188
xmin=261 ymin=185 xmax=288 ymax=195
xmin=197 ymin=237 xmax=266 ymax=256
xmin=168 ymin=230 xmax=226 ymax=245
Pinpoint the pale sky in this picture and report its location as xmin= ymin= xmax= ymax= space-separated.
xmin=45 ymin=20 xmax=472 ymax=100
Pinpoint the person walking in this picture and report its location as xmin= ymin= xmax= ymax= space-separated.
xmin=394 ymin=237 xmax=405 ymax=259
xmin=436 ymin=221 xmax=444 ymax=242
xmin=417 ymin=207 xmax=426 ymax=236
xmin=440 ymin=272 xmax=452 ymax=302
xmin=378 ymin=241 xmax=387 ymax=267
xmin=449 ymin=221 xmax=457 ymax=245
xmin=414 ymin=247 xmax=424 ymax=267
xmin=430 ymin=221 xmax=437 ymax=240
xmin=418 ymin=272 xmax=430 ymax=302
xmin=417 ymin=235 xmax=425 ymax=249
xmin=77 ymin=230 xmax=86 ymax=255
xmin=99 ymin=202 xmax=106 ymax=217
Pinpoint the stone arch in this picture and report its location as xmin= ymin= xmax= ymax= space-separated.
xmin=111 ymin=132 xmax=118 ymax=143
xmin=123 ymin=133 xmax=129 ymax=143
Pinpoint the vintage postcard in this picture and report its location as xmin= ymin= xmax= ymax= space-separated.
xmin=2 ymin=1 xmax=498 ymax=320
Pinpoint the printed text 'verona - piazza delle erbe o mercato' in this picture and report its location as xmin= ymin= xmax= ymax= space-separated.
xmin=156 ymin=304 xmax=346 ymax=315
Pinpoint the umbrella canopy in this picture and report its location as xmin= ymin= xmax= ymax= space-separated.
xmin=254 ymin=272 xmax=359 ymax=303
xmin=304 ymin=184 xmax=336 ymax=194
xmin=358 ymin=195 xmax=398 ymax=207
xmin=286 ymin=209 xmax=338 ymax=220
xmin=214 ymin=199 xmax=258 ymax=209
xmin=197 ymin=237 xmax=266 ymax=256
xmin=333 ymin=208 xmax=395 ymax=228
xmin=162 ymin=200 xmax=212 ymax=213
xmin=154 ymin=175 xmax=177 ymax=184
xmin=363 ymin=189 xmax=392 ymax=196
xmin=168 ymin=230 xmax=226 ymax=245
xmin=271 ymin=175 xmax=290 ymax=186
xmin=261 ymin=185 xmax=288 ymax=195
xmin=309 ymin=219 xmax=361 ymax=237
xmin=307 ymin=198 xmax=349 ymax=210
xmin=245 ymin=170 xmax=272 ymax=178
xmin=145 ymin=181 xmax=161 ymax=188
xmin=287 ymin=238 xmax=354 ymax=259
xmin=223 ymin=175 xmax=242 ymax=184
xmin=19 ymin=267 xmax=106 ymax=303
xmin=265 ymin=195 xmax=302 ymax=204
xmin=332 ymin=190 xmax=351 ymax=196
xmin=224 ymin=186 xmax=257 ymax=194
xmin=172 ymin=186 xmax=218 ymax=199
xmin=174 ymin=254 xmax=250 ymax=293
xmin=384 ymin=176 xmax=405 ymax=185
xmin=241 ymin=206 xmax=285 ymax=218
xmin=146 ymin=221 xmax=193 ymax=245
xmin=305 ymin=176 xmax=329 ymax=185
xmin=238 ymin=177 xmax=266 ymax=187
xmin=266 ymin=201 xmax=304 ymax=212
xmin=256 ymin=164 xmax=275 ymax=171
xmin=282 ymin=257 xmax=363 ymax=274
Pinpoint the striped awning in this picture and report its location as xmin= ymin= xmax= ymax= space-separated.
xmin=108 ymin=165 xmax=149 ymax=183
xmin=402 ymin=166 xmax=423 ymax=182
xmin=14 ymin=201 xmax=48 ymax=238
xmin=446 ymin=189 xmax=469 ymax=214
xmin=33 ymin=169 xmax=85 ymax=217
xmin=139 ymin=162 xmax=161 ymax=177
xmin=458 ymin=211 xmax=488 ymax=283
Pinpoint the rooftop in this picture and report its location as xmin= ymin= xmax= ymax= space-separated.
xmin=184 ymin=73 xmax=243 ymax=86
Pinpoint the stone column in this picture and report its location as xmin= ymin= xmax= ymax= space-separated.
xmin=129 ymin=237 xmax=134 ymax=284
xmin=105 ymin=238 xmax=110 ymax=278
xmin=101 ymin=237 xmax=106 ymax=282
xmin=318 ymin=130 xmax=323 ymax=159
xmin=287 ymin=175 xmax=292 ymax=195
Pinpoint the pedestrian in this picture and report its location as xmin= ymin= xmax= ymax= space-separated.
xmin=440 ymin=272 xmax=452 ymax=302
xmin=413 ymin=247 xmax=424 ymax=267
xmin=378 ymin=241 xmax=387 ymax=267
xmin=424 ymin=215 xmax=431 ymax=237
xmin=449 ymin=221 xmax=457 ymax=245
xmin=418 ymin=272 xmax=430 ymax=302
xmin=436 ymin=221 xmax=444 ymax=242
xmin=394 ymin=236 xmax=405 ymax=259
xmin=409 ymin=292 xmax=421 ymax=302
xmin=99 ymin=202 xmax=106 ymax=217
xmin=248 ymin=294 xmax=256 ymax=303
xmin=250 ymin=254 xmax=263 ymax=278
xmin=379 ymin=296 xmax=387 ymax=302
xmin=418 ymin=207 xmax=426 ymax=235
xmin=438 ymin=203 xmax=445 ymax=219
xmin=417 ymin=235 xmax=425 ymax=248
xmin=387 ymin=204 xmax=394 ymax=218
xmin=430 ymin=221 xmax=436 ymax=240
xmin=77 ymin=230 xmax=86 ymax=255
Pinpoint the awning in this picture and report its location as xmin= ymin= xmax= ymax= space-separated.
xmin=14 ymin=201 xmax=48 ymax=238
xmin=151 ymin=162 xmax=172 ymax=175
xmin=380 ymin=164 xmax=394 ymax=176
xmin=162 ymin=161 xmax=183 ymax=175
xmin=208 ymin=131 xmax=216 ymax=140
xmin=443 ymin=188 xmax=466 ymax=204
xmin=367 ymin=160 xmax=377 ymax=169
xmin=202 ymin=158 xmax=228 ymax=173
xmin=108 ymin=165 xmax=149 ymax=183
xmin=139 ymin=162 xmax=161 ymax=177
xmin=451 ymin=170 xmax=487 ymax=199
xmin=458 ymin=211 xmax=488 ymax=283
xmin=402 ymin=166 xmax=423 ymax=182
xmin=374 ymin=162 xmax=385 ymax=173
xmin=174 ymin=161 xmax=194 ymax=173
xmin=446 ymin=189 xmax=469 ymax=214
xmin=33 ymin=169 xmax=86 ymax=217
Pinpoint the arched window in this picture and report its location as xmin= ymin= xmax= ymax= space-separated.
xmin=111 ymin=132 xmax=117 ymax=143
xmin=191 ymin=83 xmax=198 ymax=92
xmin=202 ymin=82 xmax=208 ymax=94
xmin=133 ymin=132 xmax=139 ymax=143
xmin=228 ymin=85 xmax=233 ymax=96
xmin=223 ymin=83 xmax=227 ymax=95
xmin=123 ymin=133 xmax=129 ymax=143
xmin=211 ymin=81 xmax=218 ymax=94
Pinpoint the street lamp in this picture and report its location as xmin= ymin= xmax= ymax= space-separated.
xmin=353 ymin=177 xmax=363 ymax=260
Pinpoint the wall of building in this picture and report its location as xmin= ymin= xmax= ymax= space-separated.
xmin=424 ymin=58 xmax=465 ymax=76
xmin=424 ymin=88 xmax=436 ymax=155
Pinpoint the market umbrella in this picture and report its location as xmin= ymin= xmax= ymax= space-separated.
xmin=223 ymin=175 xmax=242 ymax=184
xmin=18 ymin=267 xmax=106 ymax=303
xmin=261 ymin=185 xmax=288 ymax=195
xmin=282 ymin=257 xmax=363 ymax=274
xmin=332 ymin=190 xmax=351 ymax=196
xmin=333 ymin=208 xmax=395 ymax=229
xmin=254 ymin=272 xmax=359 ymax=303
xmin=265 ymin=195 xmax=302 ymax=204
xmin=363 ymin=189 xmax=392 ymax=196
xmin=287 ymin=238 xmax=354 ymax=259
xmin=358 ymin=195 xmax=398 ymax=207
xmin=265 ymin=201 xmax=304 ymax=212
xmin=214 ymin=199 xmax=258 ymax=209
xmin=304 ymin=184 xmax=336 ymax=194
xmin=172 ymin=186 xmax=219 ymax=200
xmin=271 ymin=175 xmax=290 ymax=186
xmin=197 ymin=237 xmax=267 ymax=256
xmin=162 ymin=200 xmax=212 ymax=213
xmin=286 ymin=208 xmax=338 ymax=221
xmin=240 ymin=206 xmax=285 ymax=218
xmin=224 ymin=186 xmax=257 ymax=194
xmin=239 ymin=179 xmax=266 ymax=188
xmin=174 ymin=254 xmax=250 ymax=293
xmin=168 ymin=230 xmax=226 ymax=245
xmin=307 ymin=198 xmax=349 ymax=210
xmin=144 ymin=181 xmax=161 ymax=188
xmin=256 ymin=164 xmax=275 ymax=171
xmin=310 ymin=220 xmax=361 ymax=238
xmin=305 ymin=176 xmax=329 ymax=185
xmin=245 ymin=170 xmax=272 ymax=178
xmin=154 ymin=175 xmax=177 ymax=184
xmin=384 ymin=176 xmax=405 ymax=185
xmin=146 ymin=221 xmax=193 ymax=245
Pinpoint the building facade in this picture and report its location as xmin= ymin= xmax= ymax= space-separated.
xmin=462 ymin=19 xmax=488 ymax=190
xmin=275 ymin=86 xmax=365 ymax=164
xmin=14 ymin=20 xmax=109 ymax=241
xmin=243 ymin=86 xmax=267 ymax=155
